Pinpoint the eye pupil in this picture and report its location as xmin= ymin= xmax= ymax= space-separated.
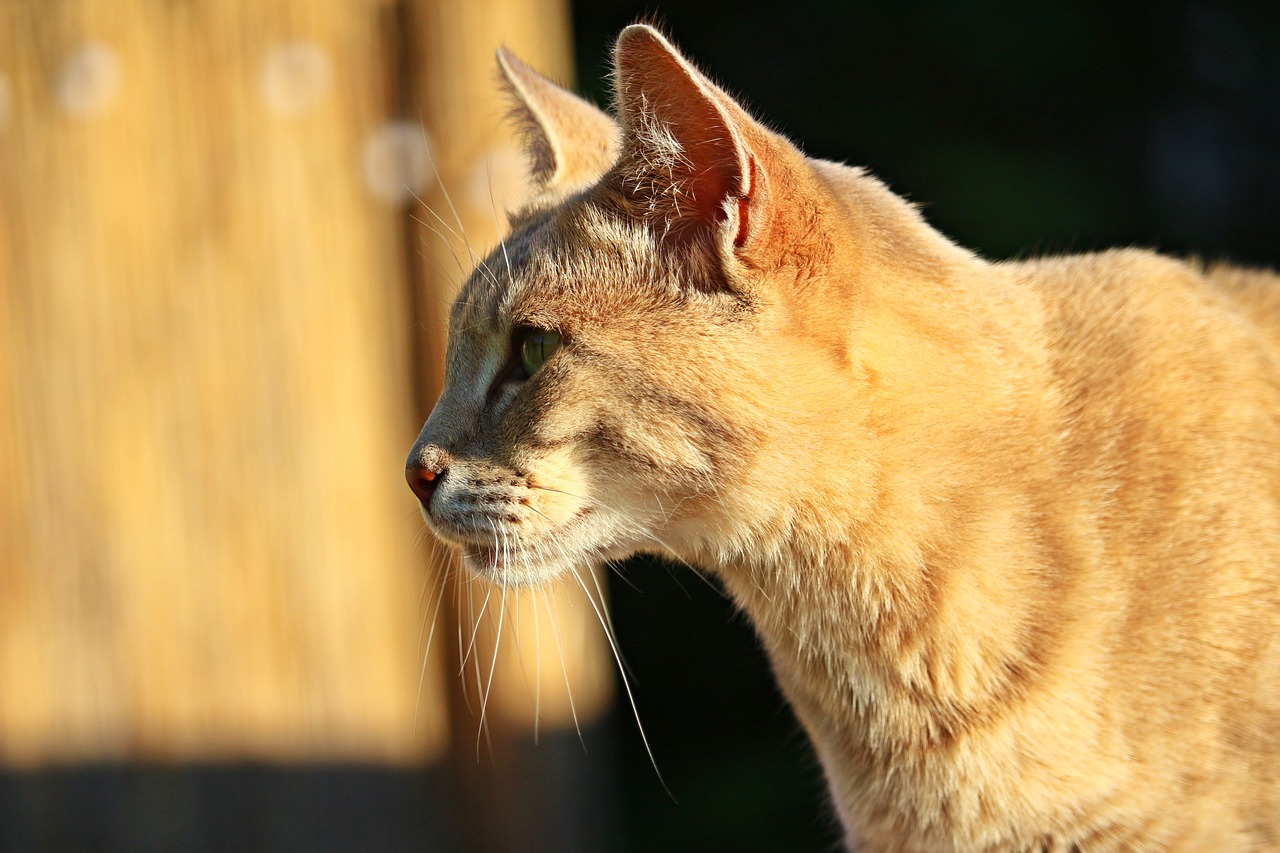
xmin=520 ymin=329 xmax=561 ymax=376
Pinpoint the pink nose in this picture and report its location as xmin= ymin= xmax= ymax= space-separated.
xmin=406 ymin=463 xmax=444 ymax=508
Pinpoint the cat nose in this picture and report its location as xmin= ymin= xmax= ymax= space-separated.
xmin=406 ymin=444 xmax=449 ymax=509
xmin=406 ymin=463 xmax=443 ymax=508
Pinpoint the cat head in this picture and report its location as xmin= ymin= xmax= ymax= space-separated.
xmin=406 ymin=26 xmax=931 ymax=585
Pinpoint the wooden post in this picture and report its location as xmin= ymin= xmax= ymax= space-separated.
xmin=0 ymin=0 xmax=446 ymax=765
xmin=0 ymin=1 xmax=616 ymax=846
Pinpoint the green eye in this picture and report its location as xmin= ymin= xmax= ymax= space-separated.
xmin=519 ymin=328 xmax=561 ymax=376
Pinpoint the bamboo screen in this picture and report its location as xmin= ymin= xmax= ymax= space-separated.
xmin=0 ymin=0 xmax=612 ymax=774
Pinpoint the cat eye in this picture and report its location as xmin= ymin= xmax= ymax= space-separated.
xmin=519 ymin=328 xmax=561 ymax=376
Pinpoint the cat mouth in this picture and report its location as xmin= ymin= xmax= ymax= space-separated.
xmin=464 ymin=542 xmax=555 ymax=576
xmin=444 ymin=508 xmax=601 ymax=585
xmin=460 ymin=539 xmax=586 ymax=586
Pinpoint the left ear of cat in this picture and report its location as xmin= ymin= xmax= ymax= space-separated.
xmin=496 ymin=47 xmax=620 ymax=201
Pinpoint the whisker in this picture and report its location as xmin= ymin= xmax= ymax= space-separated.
xmin=478 ymin=555 xmax=509 ymax=757
xmin=533 ymin=581 xmax=542 ymax=745
xmin=646 ymin=531 xmax=725 ymax=599
xmin=582 ymin=564 xmax=640 ymax=685
xmin=406 ymin=195 xmax=467 ymax=250
xmin=569 ymin=565 xmax=674 ymax=800
xmin=486 ymin=153 xmax=515 ymax=282
xmin=540 ymin=582 xmax=586 ymax=750
xmin=527 ymin=483 xmax=592 ymax=501
xmin=414 ymin=114 xmax=481 ymax=272
xmin=460 ymin=577 xmax=494 ymax=675
xmin=410 ymin=520 xmax=436 ymax=554
xmin=605 ymin=559 xmax=643 ymax=594
xmin=415 ymin=549 xmax=453 ymax=731
xmin=409 ymin=211 xmax=468 ymax=280
xmin=415 ymin=536 xmax=437 ymax=616
xmin=454 ymin=560 xmax=471 ymax=714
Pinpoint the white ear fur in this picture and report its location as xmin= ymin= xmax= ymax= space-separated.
xmin=496 ymin=48 xmax=619 ymax=198
xmin=612 ymin=25 xmax=760 ymax=249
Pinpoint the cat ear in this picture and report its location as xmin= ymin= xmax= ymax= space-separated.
xmin=612 ymin=25 xmax=771 ymax=256
xmin=496 ymin=48 xmax=620 ymax=198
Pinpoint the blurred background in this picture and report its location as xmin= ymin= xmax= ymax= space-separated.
xmin=0 ymin=1 xmax=1275 ymax=851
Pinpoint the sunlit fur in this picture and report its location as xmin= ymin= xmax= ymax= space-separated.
xmin=410 ymin=25 xmax=1280 ymax=852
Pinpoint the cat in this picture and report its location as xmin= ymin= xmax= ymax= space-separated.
xmin=406 ymin=24 xmax=1280 ymax=852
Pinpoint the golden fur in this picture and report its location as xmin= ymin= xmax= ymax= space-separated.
xmin=408 ymin=26 xmax=1280 ymax=851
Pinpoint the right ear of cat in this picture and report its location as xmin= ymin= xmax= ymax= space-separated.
xmin=612 ymin=26 xmax=756 ymax=243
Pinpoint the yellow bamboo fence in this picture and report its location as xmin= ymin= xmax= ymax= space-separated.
xmin=0 ymin=0 xmax=613 ymax=834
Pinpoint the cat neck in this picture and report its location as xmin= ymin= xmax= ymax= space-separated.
xmin=688 ymin=165 xmax=1064 ymax=748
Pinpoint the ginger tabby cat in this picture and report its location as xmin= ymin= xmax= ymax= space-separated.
xmin=407 ymin=25 xmax=1280 ymax=852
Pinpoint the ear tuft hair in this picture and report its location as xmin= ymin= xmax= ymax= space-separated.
xmin=611 ymin=25 xmax=758 ymax=247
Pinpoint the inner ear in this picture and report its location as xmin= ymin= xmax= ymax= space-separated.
xmin=621 ymin=57 xmax=746 ymax=222
xmin=613 ymin=26 xmax=757 ymax=249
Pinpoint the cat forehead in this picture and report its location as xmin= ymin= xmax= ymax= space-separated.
xmin=451 ymin=203 xmax=677 ymax=334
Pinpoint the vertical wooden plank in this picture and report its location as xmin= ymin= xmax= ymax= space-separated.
xmin=0 ymin=0 xmax=447 ymax=764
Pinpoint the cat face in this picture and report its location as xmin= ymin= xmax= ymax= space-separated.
xmin=409 ymin=202 xmax=774 ymax=584
xmin=407 ymin=28 xmax=872 ymax=584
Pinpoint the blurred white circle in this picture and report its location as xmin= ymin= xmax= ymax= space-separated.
xmin=261 ymin=41 xmax=332 ymax=116
xmin=58 ymin=42 xmax=122 ymax=118
xmin=363 ymin=120 xmax=435 ymax=205
xmin=0 ymin=72 xmax=11 ymax=131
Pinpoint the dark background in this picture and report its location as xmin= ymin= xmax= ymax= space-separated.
xmin=572 ymin=2 xmax=1278 ymax=852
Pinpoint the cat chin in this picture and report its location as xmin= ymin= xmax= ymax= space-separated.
xmin=428 ymin=505 xmax=646 ymax=587
xmin=457 ymin=538 xmax=644 ymax=588
xmin=458 ymin=545 xmax=582 ymax=587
